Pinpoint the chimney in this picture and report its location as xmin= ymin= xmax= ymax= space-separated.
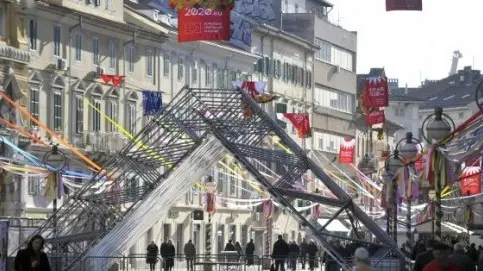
xmin=405 ymin=83 xmax=408 ymax=95
xmin=464 ymin=66 xmax=473 ymax=85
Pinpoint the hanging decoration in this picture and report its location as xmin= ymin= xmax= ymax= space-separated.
xmin=168 ymin=0 xmax=235 ymax=10
xmin=276 ymin=113 xmax=311 ymax=138
xmin=460 ymin=166 xmax=481 ymax=196
xmin=311 ymin=204 xmax=321 ymax=219
xmin=142 ymin=90 xmax=163 ymax=116
xmin=386 ymin=0 xmax=423 ymax=11
xmin=362 ymin=76 xmax=389 ymax=108
xmin=234 ymin=80 xmax=277 ymax=120
xmin=178 ymin=7 xmax=231 ymax=42
xmin=262 ymin=199 xmax=275 ymax=218
xmin=204 ymin=179 xmax=217 ymax=214
xmin=425 ymin=147 xmax=455 ymax=188
xmin=338 ymin=137 xmax=355 ymax=164
xmin=100 ymin=74 xmax=125 ymax=88
xmin=366 ymin=110 xmax=386 ymax=126
xmin=43 ymin=172 xmax=64 ymax=201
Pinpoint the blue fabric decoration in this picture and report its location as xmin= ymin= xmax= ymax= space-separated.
xmin=142 ymin=90 xmax=163 ymax=116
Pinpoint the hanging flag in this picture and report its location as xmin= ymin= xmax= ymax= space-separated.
xmin=178 ymin=8 xmax=231 ymax=42
xmin=311 ymin=204 xmax=321 ymax=219
xmin=254 ymin=94 xmax=277 ymax=103
xmin=386 ymin=0 xmax=423 ymax=11
xmin=233 ymin=80 xmax=267 ymax=97
xmin=101 ymin=74 xmax=113 ymax=84
xmin=111 ymin=75 xmax=125 ymax=88
xmin=262 ymin=199 xmax=274 ymax=218
xmin=362 ymin=76 xmax=389 ymax=108
xmin=366 ymin=110 xmax=386 ymax=126
xmin=276 ymin=113 xmax=311 ymax=138
xmin=460 ymin=166 xmax=481 ymax=195
xmin=338 ymin=137 xmax=355 ymax=164
xmin=205 ymin=193 xmax=216 ymax=214
xmin=142 ymin=90 xmax=163 ymax=116
xmin=44 ymin=172 xmax=63 ymax=200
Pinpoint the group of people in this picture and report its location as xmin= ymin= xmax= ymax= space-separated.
xmin=412 ymin=239 xmax=483 ymax=271
xmin=146 ymin=239 xmax=177 ymax=271
xmin=271 ymin=235 xmax=320 ymax=271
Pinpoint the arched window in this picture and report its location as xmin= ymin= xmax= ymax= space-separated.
xmin=106 ymin=88 xmax=119 ymax=133
xmin=28 ymin=71 xmax=43 ymax=126
xmin=73 ymin=80 xmax=87 ymax=135
xmin=51 ymin=75 xmax=65 ymax=131
xmin=89 ymin=84 xmax=104 ymax=132
xmin=126 ymin=91 xmax=138 ymax=135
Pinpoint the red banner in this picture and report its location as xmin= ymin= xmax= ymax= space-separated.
xmin=283 ymin=113 xmax=311 ymax=138
xmin=339 ymin=137 xmax=355 ymax=164
xmin=460 ymin=166 xmax=481 ymax=196
xmin=366 ymin=110 xmax=386 ymax=125
xmin=386 ymin=0 xmax=423 ymax=11
xmin=178 ymin=8 xmax=230 ymax=42
xmin=363 ymin=77 xmax=389 ymax=108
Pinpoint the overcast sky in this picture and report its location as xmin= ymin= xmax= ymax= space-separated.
xmin=328 ymin=0 xmax=483 ymax=87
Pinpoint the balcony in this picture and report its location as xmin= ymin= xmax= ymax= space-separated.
xmin=0 ymin=43 xmax=30 ymax=64
xmin=83 ymin=131 xmax=129 ymax=153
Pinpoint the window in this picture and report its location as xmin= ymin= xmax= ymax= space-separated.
xmin=314 ymin=87 xmax=354 ymax=114
xmin=127 ymin=45 xmax=135 ymax=72
xmin=146 ymin=49 xmax=153 ymax=77
xmin=28 ymin=177 xmax=40 ymax=195
xmin=216 ymin=68 xmax=223 ymax=88
xmin=107 ymin=99 xmax=118 ymax=132
xmin=127 ymin=102 xmax=137 ymax=134
xmin=229 ymin=175 xmax=236 ymax=196
xmin=223 ymin=69 xmax=229 ymax=88
xmin=263 ymin=57 xmax=270 ymax=75
xmin=109 ymin=40 xmax=116 ymax=70
xmin=191 ymin=62 xmax=198 ymax=83
xmin=53 ymin=25 xmax=61 ymax=57
xmin=75 ymin=96 xmax=84 ymax=134
xmin=29 ymin=19 xmax=38 ymax=50
xmin=205 ymin=64 xmax=212 ymax=86
xmin=394 ymin=107 xmax=404 ymax=116
xmin=53 ymin=91 xmax=63 ymax=130
xmin=107 ymin=0 xmax=113 ymax=9
xmin=275 ymin=103 xmax=287 ymax=129
xmin=75 ymin=32 xmax=82 ymax=61
xmin=92 ymin=38 xmax=100 ymax=66
xmin=30 ymin=87 xmax=39 ymax=125
xmin=314 ymin=38 xmax=354 ymax=71
xmin=254 ymin=58 xmax=263 ymax=73
xmin=178 ymin=57 xmax=184 ymax=80
xmin=0 ymin=8 xmax=5 ymax=38
xmin=91 ymin=100 xmax=101 ymax=131
xmin=163 ymin=53 xmax=170 ymax=77
xmin=94 ymin=0 xmax=101 ymax=7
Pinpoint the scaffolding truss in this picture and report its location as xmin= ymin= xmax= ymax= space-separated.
xmin=16 ymin=87 xmax=404 ymax=271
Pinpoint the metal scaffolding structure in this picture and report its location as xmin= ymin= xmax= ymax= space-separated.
xmin=14 ymin=86 xmax=404 ymax=270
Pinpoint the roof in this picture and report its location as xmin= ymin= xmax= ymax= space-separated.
xmin=389 ymin=94 xmax=424 ymax=102
xmin=422 ymin=81 xmax=481 ymax=109
xmin=313 ymin=0 xmax=334 ymax=7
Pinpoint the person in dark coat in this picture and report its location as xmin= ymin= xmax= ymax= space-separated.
xmin=224 ymin=240 xmax=237 ymax=262
xmin=449 ymin=243 xmax=475 ymax=271
xmin=468 ymin=243 xmax=478 ymax=262
xmin=288 ymin=241 xmax=300 ymax=270
xmin=235 ymin=242 xmax=243 ymax=261
xmin=245 ymin=239 xmax=255 ymax=265
xmin=272 ymin=235 xmax=289 ymax=271
xmin=306 ymin=240 xmax=318 ymax=271
xmin=299 ymin=239 xmax=308 ymax=269
xmin=14 ymin=235 xmax=51 ymax=271
xmin=413 ymin=239 xmax=436 ymax=271
xmin=161 ymin=239 xmax=176 ymax=271
xmin=422 ymin=243 xmax=459 ymax=271
xmin=184 ymin=240 xmax=196 ymax=271
xmin=146 ymin=241 xmax=159 ymax=271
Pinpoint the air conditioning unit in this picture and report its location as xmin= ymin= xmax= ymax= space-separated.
xmin=56 ymin=58 xmax=67 ymax=71
xmin=96 ymin=66 xmax=105 ymax=75
xmin=153 ymin=10 xmax=159 ymax=21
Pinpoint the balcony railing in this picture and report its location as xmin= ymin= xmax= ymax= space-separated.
xmin=83 ymin=131 xmax=129 ymax=153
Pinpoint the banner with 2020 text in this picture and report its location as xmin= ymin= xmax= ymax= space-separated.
xmin=178 ymin=8 xmax=231 ymax=42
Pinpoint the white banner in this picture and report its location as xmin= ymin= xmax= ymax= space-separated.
xmin=0 ymin=220 xmax=9 ymax=271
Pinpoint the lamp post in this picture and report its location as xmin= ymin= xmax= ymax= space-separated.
xmin=385 ymin=150 xmax=404 ymax=243
xmin=421 ymin=107 xmax=454 ymax=241
xmin=396 ymin=132 xmax=422 ymax=257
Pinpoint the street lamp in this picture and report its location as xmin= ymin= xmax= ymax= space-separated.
xmin=421 ymin=107 xmax=455 ymax=241
xmin=384 ymin=151 xmax=404 ymax=243
xmin=395 ymin=132 xmax=422 ymax=257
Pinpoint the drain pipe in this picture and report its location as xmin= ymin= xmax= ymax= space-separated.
xmin=122 ymin=32 xmax=137 ymax=125
xmin=67 ymin=16 xmax=83 ymax=140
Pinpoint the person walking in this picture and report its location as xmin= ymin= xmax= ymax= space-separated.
xmin=146 ymin=241 xmax=159 ymax=271
xmin=351 ymin=247 xmax=374 ymax=271
xmin=422 ymin=243 xmax=459 ymax=271
xmin=299 ymin=238 xmax=308 ymax=269
xmin=288 ymin=241 xmax=300 ymax=271
xmin=235 ymin=242 xmax=243 ymax=262
xmin=413 ymin=239 xmax=436 ymax=271
xmin=14 ymin=235 xmax=51 ymax=271
xmin=161 ymin=239 xmax=176 ymax=271
xmin=272 ymin=235 xmax=289 ymax=271
xmin=449 ymin=243 xmax=475 ymax=271
xmin=184 ymin=240 xmax=196 ymax=271
xmin=306 ymin=240 xmax=318 ymax=271
xmin=245 ymin=239 xmax=255 ymax=266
